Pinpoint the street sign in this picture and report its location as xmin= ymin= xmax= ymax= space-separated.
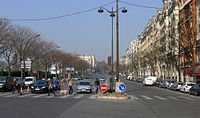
xmin=100 ymin=84 xmax=108 ymax=92
xmin=118 ymin=84 xmax=126 ymax=92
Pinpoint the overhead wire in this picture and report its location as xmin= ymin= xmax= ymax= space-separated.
xmin=1 ymin=1 xmax=115 ymax=22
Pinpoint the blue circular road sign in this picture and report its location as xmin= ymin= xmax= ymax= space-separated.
xmin=119 ymin=84 xmax=126 ymax=92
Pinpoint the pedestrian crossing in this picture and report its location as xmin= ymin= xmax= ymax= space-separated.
xmin=0 ymin=92 xmax=94 ymax=99
xmin=133 ymin=94 xmax=199 ymax=101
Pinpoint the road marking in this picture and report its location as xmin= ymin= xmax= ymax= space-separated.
xmin=89 ymin=95 xmax=97 ymax=99
xmin=59 ymin=95 xmax=71 ymax=99
xmin=32 ymin=94 xmax=47 ymax=98
xmin=45 ymin=95 xmax=56 ymax=98
xmin=74 ymin=94 xmax=84 ymax=99
xmin=154 ymin=96 xmax=167 ymax=100
xmin=141 ymin=95 xmax=152 ymax=100
xmin=168 ymin=96 xmax=178 ymax=100
xmin=3 ymin=93 xmax=19 ymax=97
xmin=178 ymin=96 xmax=194 ymax=100
xmin=0 ymin=93 xmax=10 ymax=96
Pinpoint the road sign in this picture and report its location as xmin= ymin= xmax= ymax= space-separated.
xmin=100 ymin=84 xmax=108 ymax=92
xmin=119 ymin=84 xmax=126 ymax=92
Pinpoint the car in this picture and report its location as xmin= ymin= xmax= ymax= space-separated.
xmin=143 ymin=76 xmax=156 ymax=86
xmin=0 ymin=76 xmax=13 ymax=92
xmin=170 ymin=82 xmax=183 ymax=91
xmin=13 ymin=77 xmax=25 ymax=88
xmin=100 ymin=77 xmax=105 ymax=81
xmin=24 ymin=76 xmax=36 ymax=87
xmin=180 ymin=82 xmax=195 ymax=93
xmin=189 ymin=84 xmax=200 ymax=96
xmin=159 ymin=80 xmax=170 ymax=88
xmin=77 ymin=81 xmax=92 ymax=93
xmin=31 ymin=80 xmax=49 ymax=93
xmin=167 ymin=80 xmax=176 ymax=89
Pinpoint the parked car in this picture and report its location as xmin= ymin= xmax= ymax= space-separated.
xmin=77 ymin=81 xmax=92 ymax=93
xmin=170 ymin=82 xmax=183 ymax=91
xmin=143 ymin=76 xmax=156 ymax=86
xmin=136 ymin=78 xmax=144 ymax=83
xmin=155 ymin=79 xmax=161 ymax=86
xmin=180 ymin=82 xmax=195 ymax=93
xmin=0 ymin=76 xmax=13 ymax=91
xmin=31 ymin=80 xmax=49 ymax=93
xmin=24 ymin=77 xmax=36 ymax=87
xmin=159 ymin=80 xmax=170 ymax=88
xmin=189 ymin=84 xmax=200 ymax=96
xmin=167 ymin=80 xmax=176 ymax=89
xmin=13 ymin=77 xmax=25 ymax=88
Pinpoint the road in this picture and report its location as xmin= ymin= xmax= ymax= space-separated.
xmin=0 ymin=74 xmax=200 ymax=118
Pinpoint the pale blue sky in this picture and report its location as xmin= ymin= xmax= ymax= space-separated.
xmin=0 ymin=0 xmax=163 ymax=61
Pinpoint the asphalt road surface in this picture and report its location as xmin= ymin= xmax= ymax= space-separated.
xmin=1 ymin=74 xmax=200 ymax=118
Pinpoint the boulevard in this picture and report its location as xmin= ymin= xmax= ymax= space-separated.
xmin=1 ymin=74 xmax=200 ymax=118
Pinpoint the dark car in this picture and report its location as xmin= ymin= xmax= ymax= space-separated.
xmin=13 ymin=77 xmax=25 ymax=88
xmin=31 ymin=80 xmax=49 ymax=93
xmin=170 ymin=82 xmax=183 ymax=91
xmin=0 ymin=76 xmax=13 ymax=92
xmin=189 ymin=84 xmax=200 ymax=96
xmin=159 ymin=80 xmax=170 ymax=88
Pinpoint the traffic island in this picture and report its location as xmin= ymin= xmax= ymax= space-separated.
xmin=97 ymin=92 xmax=131 ymax=100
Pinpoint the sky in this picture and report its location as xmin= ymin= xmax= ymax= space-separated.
xmin=0 ymin=0 xmax=163 ymax=61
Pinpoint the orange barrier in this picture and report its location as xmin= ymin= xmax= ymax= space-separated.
xmin=27 ymin=86 xmax=30 ymax=93
xmin=20 ymin=87 xmax=23 ymax=95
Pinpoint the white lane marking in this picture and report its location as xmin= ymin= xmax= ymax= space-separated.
xmin=60 ymin=95 xmax=72 ymax=99
xmin=168 ymin=96 xmax=178 ymax=100
xmin=141 ymin=95 xmax=152 ymax=100
xmin=32 ymin=94 xmax=47 ymax=98
xmin=154 ymin=96 xmax=167 ymax=100
xmin=0 ymin=93 xmax=11 ymax=96
xmin=178 ymin=96 xmax=194 ymax=100
xmin=89 ymin=95 xmax=97 ymax=99
xmin=74 ymin=94 xmax=84 ymax=99
xmin=45 ymin=95 xmax=55 ymax=98
xmin=3 ymin=93 xmax=19 ymax=97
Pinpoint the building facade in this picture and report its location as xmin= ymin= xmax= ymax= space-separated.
xmin=78 ymin=55 xmax=96 ymax=70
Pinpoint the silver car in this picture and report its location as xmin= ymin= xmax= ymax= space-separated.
xmin=77 ymin=81 xmax=92 ymax=93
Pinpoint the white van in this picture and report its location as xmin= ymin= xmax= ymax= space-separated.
xmin=143 ymin=76 xmax=157 ymax=86
xmin=24 ymin=77 xmax=36 ymax=87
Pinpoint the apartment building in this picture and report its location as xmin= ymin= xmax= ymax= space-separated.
xmin=179 ymin=0 xmax=200 ymax=82
xmin=78 ymin=55 xmax=96 ymax=70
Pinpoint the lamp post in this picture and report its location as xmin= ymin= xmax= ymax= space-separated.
xmin=98 ymin=1 xmax=127 ymax=83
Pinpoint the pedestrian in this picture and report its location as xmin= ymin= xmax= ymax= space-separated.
xmin=48 ymin=79 xmax=56 ymax=96
xmin=11 ymin=79 xmax=20 ymax=95
xmin=68 ymin=79 xmax=73 ymax=94
xmin=94 ymin=78 xmax=100 ymax=94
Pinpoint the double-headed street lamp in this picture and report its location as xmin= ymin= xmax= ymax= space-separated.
xmin=98 ymin=1 xmax=127 ymax=83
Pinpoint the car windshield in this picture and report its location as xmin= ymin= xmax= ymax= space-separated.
xmin=0 ymin=77 xmax=6 ymax=82
xmin=25 ymin=79 xmax=33 ymax=81
xmin=79 ymin=82 xmax=90 ymax=85
xmin=35 ymin=80 xmax=46 ymax=85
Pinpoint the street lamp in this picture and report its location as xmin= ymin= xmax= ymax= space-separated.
xmin=98 ymin=3 xmax=127 ymax=92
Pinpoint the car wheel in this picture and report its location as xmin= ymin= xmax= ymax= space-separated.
xmin=189 ymin=91 xmax=192 ymax=95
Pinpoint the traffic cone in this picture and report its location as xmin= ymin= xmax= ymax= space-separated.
xmin=20 ymin=87 xmax=23 ymax=95
xmin=27 ymin=86 xmax=30 ymax=93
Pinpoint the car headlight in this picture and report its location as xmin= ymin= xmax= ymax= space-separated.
xmin=86 ymin=87 xmax=91 ymax=89
xmin=41 ymin=86 xmax=46 ymax=89
xmin=31 ymin=86 xmax=34 ymax=88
